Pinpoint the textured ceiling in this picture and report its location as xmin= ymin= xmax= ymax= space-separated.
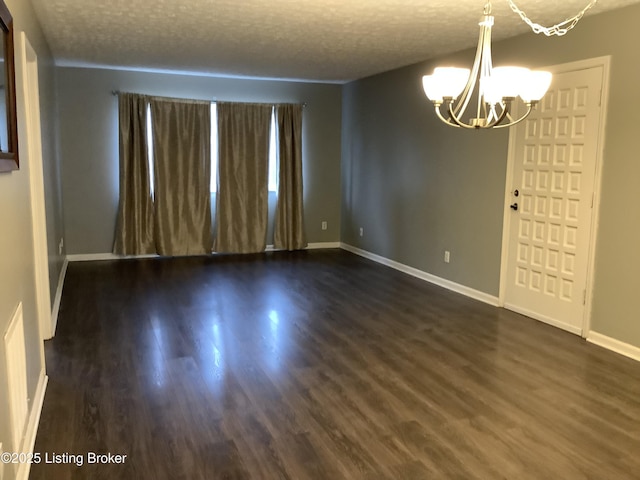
xmin=30 ymin=0 xmax=640 ymax=83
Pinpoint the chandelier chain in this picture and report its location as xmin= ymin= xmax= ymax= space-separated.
xmin=508 ymin=0 xmax=598 ymax=36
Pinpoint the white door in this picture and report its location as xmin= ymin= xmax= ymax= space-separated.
xmin=503 ymin=63 xmax=605 ymax=335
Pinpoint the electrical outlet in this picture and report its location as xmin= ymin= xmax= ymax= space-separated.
xmin=321 ymin=221 xmax=327 ymax=231
xmin=359 ymin=227 xmax=364 ymax=237
xmin=444 ymin=250 xmax=450 ymax=263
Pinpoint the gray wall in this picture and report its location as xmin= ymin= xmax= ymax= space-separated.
xmin=341 ymin=67 xmax=508 ymax=294
xmin=57 ymin=67 xmax=342 ymax=254
xmin=341 ymin=3 xmax=640 ymax=349
xmin=0 ymin=0 xmax=63 ymax=474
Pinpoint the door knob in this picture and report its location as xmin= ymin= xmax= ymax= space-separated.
xmin=510 ymin=203 xmax=518 ymax=211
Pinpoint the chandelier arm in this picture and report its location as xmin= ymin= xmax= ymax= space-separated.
xmin=447 ymin=103 xmax=480 ymax=130
xmin=481 ymin=100 xmax=512 ymax=128
xmin=493 ymin=104 xmax=534 ymax=129
xmin=453 ymin=18 xmax=488 ymax=119
xmin=487 ymin=104 xmax=499 ymax=124
xmin=478 ymin=19 xmax=493 ymax=121
xmin=476 ymin=89 xmax=484 ymax=123
xmin=434 ymin=103 xmax=461 ymax=128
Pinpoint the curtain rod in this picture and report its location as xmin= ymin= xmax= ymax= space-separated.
xmin=111 ymin=90 xmax=307 ymax=107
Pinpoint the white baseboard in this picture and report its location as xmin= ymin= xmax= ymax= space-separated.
xmin=306 ymin=242 xmax=341 ymax=249
xmin=340 ymin=243 xmax=499 ymax=307
xmin=66 ymin=252 xmax=158 ymax=262
xmin=17 ymin=370 xmax=48 ymax=480
xmin=266 ymin=243 xmax=341 ymax=251
xmin=49 ymin=257 xmax=68 ymax=338
xmin=67 ymin=243 xmax=342 ymax=262
xmin=587 ymin=332 xmax=640 ymax=362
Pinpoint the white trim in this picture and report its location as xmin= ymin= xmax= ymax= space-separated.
xmin=500 ymin=56 xmax=611 ymax=338
xmin=582 ymin=56 xmax=611 ymax=337
xmin=306 ymin=242 xmax=341 ymax=249
xmin=15 ymin=32 xmax=53 ymax=343
xmin=50 ymin=258 xmax=69 ymax=338
xmin=16 ymin=371 xmax=48 ymax=480
xmin=4 ymin=303 xmax=28 ymax=451
xmin=587 ymin=332 xmax=640 ymax=363
xmin=340 ymin=243 xmax=499 ymax=306
xmin=66 ymin=252 xmax=153 ymax=262
xmin=267 ymin=242 xmax=341 ymax=251
xmin=498 ymin=96 xmax=520 ymax=306
xmin=67 ymin=243 xmax=342 ymax=262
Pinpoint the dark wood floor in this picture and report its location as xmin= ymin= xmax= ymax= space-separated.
xmin=31 ymin=249 xmax=640 ymax=479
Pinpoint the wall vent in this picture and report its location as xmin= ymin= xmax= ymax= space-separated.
xmin=4 ymin=303 xmax=29 ymax=451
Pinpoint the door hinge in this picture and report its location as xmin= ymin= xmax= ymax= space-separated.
xmin=583 ymin=289 xmax=587 ymax=305
xmin=591 ymin=193 xmax=594 ymax=208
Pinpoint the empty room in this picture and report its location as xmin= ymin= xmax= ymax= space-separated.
xmin=0 ymin=0 xmax=639 ymax=479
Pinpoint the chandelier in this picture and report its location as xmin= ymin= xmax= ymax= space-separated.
xmin=422 ymin=0 xmax=597 ymax=129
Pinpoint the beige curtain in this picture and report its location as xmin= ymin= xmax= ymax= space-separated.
xmin=150 ymin=98 xmax=212 ymax=256
xmin=214 ymin=102 xmax=272 ymax=253
xmin=113 ymin=93 xmax=155 ymax=255
xmin=274 ymin=104 xmax=306 ymax=250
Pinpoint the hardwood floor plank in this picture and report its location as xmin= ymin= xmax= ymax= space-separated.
xmin=391 ymin=420 xmax=484 ymax=479
xmin=221 ymin=412 xmax=293 ymax=480
xmin=274 ymin=432 xmax=346 ymax=480
xmin=197 ymin=439 xmax=251 ymax=480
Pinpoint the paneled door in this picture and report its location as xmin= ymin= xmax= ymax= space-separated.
xmin=503 ymin=64 xmax=605 ymax=335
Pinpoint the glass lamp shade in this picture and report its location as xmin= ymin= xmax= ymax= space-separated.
xmin=423 ymin=67 xmax=470 ymax=102
xmin=520 ymin=71 xmax=553 ymax=102
xmin=483 ymin=66 xmax=537 ymax=104
xmin=422 ymin=75 xmax=443 ymax=103
xmin=493 ymin=66 xmax=531 ymax=98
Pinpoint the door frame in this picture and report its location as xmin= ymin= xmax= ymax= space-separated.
xmin=15 ymin=31 xmax=53 ymax=342
xmin=498 ymin=56 xmax=611 ymax=338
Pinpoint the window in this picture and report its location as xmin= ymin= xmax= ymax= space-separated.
xmin=268 ymin=107 xmax=278 ymax=192
xmin=146 ymin=105 xmax=154 ymax=198
xmin=211 ymin=104 xmax=278 ymax=193
xmin=146 ymin=103 xmax=278 ymax=196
